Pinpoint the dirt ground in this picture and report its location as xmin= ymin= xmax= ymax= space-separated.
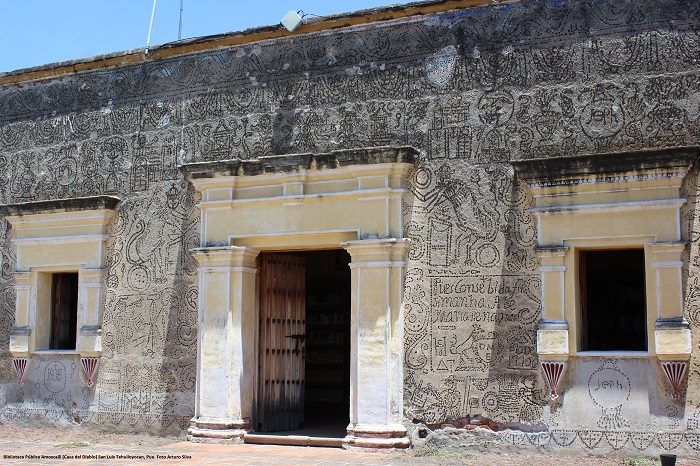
xmin=0 ymin=425 xmax=693 ymax=466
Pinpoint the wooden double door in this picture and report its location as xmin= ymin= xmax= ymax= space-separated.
xmin=257 ymin=253 xmax=306 ymax=432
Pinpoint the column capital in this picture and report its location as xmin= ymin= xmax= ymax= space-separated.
xmin=649 ymin=241 xmax=686 ymax=266
xmin=13 ymin=272 xmax=31 ymax=287
xmin=79 ymin=268 xmax=103 ymax=282
xmin=341 ymin=238 xmax=410 ymax=267
xmin=191 ymin=246 xmax=259 ymax=269
xmin=535 ymin=246 xmax=569 ymax=259
xmin=648 ymin=241 xmax=686 ymax=253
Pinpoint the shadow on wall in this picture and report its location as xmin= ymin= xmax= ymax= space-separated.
xmin=402 ymin=159 xmax=546 ymax=433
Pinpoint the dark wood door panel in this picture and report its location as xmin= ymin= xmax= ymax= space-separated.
xmin=257 ymin=254 xmax=305 ymax=432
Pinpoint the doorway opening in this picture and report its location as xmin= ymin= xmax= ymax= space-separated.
xmin=255 ymin=249 xmax=351 ymax=440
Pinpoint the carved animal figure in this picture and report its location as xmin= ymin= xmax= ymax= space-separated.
xmin=439 ymin=167 xmax=499 ymax=242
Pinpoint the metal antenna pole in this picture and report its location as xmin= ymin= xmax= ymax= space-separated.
xmin=145 ymin=0 xmax=158 ymax=55
xmin=178 ymin=0 xmax=184 ymax=40
xmin=177 ymin=0 xmax=186 ymax=164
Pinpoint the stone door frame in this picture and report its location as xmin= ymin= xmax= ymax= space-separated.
xmin=182 ymin=147 xmax=417 ymax=449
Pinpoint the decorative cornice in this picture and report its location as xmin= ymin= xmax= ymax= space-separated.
xmin=80 ymin=325 xmax=103 ymax=336
xmin=0 ymin=196 xmax=121 ymax=217
xmin=180 ymin=146 xmax=418 ymax=180
xmin=530 ymin=198 xmax=686 ymax=215
xmin=10 ymin=326 xmax=31 ymax=336
xmin=511 ymin=147 xmax=699 ymax=187
xmin=539 ymin=320 xmax=569 ymax=330
xmin=655 ymin=316 xmax=690 ymax=330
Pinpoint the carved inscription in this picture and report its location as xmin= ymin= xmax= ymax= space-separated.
xmin=426 ymin=274 xmax=540 ymax=375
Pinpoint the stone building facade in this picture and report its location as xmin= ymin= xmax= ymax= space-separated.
xmin=0 ymin=0 xmax=699 ymax=456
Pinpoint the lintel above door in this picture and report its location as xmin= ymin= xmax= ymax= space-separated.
xmin=180 ymin=146 xmax=418 ymax=250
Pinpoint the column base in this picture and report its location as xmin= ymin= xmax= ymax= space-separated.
xmin=342 ymin=423 xmax=410 ymax=450
xmin=187 ymin=417 xmax=250 ymax=444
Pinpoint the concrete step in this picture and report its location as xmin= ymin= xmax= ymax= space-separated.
xmin=243 ymin=433 xmax=343 ymax=448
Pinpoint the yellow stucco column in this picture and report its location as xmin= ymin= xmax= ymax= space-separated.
xmin=9 ymin=272 xmax=32 ymax=357
xmin=649 ymin=242 xmax=691 ymax=361
xmin=188 ymin=246 xmax=259 ymax=443
xmin=536 ymin=247 xmax=570 ymax=360
xmin=76 ymin=268 xmax=104 ymax=357
xmin=342 ymin=238 xmax=410 ymax=449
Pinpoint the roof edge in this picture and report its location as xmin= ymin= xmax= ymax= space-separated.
xmin=0 ymin=0 xmax=509 ymax=87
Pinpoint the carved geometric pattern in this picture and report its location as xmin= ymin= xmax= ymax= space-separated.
xmin=661 ymin=361 xmax=688 ymax=400
xmin=12 ymin=358 xmax=27 ymax=387
xmin=541 ymin=361 xmax=565 ymax=402
xmin=81 ymin=357 xmax=99 ymax=387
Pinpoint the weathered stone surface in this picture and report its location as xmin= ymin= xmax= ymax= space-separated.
xmin=0 ymin=0 xmax=698 ymax=455
xmin=511 ymin=147 xmax=700 ymax=183
xmin=0 ymin=196 xmax=121 ymax=216
xmin=180 ymin=146 xmax=419 ymax=178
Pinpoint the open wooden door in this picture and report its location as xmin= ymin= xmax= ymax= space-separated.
xmin=257 ymin=253 xmax=306 ymax=432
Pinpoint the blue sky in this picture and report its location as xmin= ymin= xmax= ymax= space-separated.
xmin=0 ymin=0 xmax=414 ymax=73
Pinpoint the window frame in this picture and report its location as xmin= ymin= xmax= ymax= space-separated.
xmin=564 ymin=239 xmax=660 ymax=358
xmin=0 ymin=196 xmax=120 ymax=358
xmin=512 ymin=148 xmax=695 ymax=362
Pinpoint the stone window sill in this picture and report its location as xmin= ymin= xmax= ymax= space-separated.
xmin=31 ymin=349 xmax=83 ymax=356
xmin=574 ymin=351 xmax=648 ymax=358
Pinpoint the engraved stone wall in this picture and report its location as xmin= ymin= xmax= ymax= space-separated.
xmin=0 ymin=0 xmax=699 ymax=452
